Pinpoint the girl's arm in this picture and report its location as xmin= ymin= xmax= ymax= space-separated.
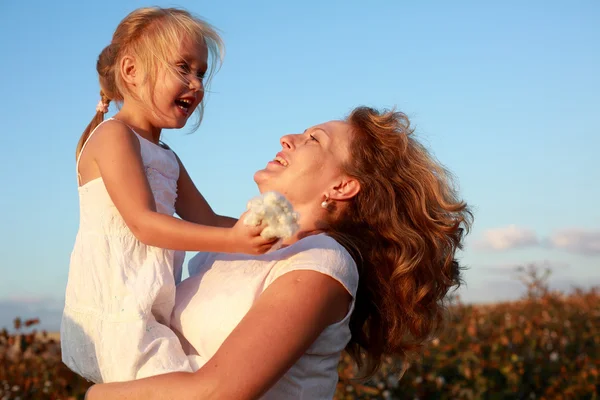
xmin=173 ymin=154 xmax=237 ymax=228
xmin=86 ymin=269 xmax=352 ymax=400
xmin=86 ymin=120 xmax=272 ymax=254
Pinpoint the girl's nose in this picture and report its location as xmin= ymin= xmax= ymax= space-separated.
xmin=188 ymin=75 xmax=203 ymax=92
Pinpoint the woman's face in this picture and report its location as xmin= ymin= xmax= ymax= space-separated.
xmin=254 ymin=120 xmax=354 ymax=208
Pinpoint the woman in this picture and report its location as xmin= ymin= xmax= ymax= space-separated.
xmin=86 ymin=106 xmax=472 ymax=399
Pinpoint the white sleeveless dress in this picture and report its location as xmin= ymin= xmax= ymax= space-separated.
xmin=61 ymin=118 xmax=192 ymax=383
xmin=172 ymin=234 xmax=359 ymax=399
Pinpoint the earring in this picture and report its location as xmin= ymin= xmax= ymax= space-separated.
xmin=321 ymin=195 xmax=329 ymax=209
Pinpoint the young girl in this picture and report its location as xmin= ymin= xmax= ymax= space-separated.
xmin=61 ymin=7 xmax=276 ymax=383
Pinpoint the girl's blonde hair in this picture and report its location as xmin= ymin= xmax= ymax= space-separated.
xmin=76 ymin=7 xmax=224 ymax=158
xmin=326 ymin=107 xmax=473 ymax=377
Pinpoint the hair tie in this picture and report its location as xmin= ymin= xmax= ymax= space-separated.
xmin=96 ymin=100 xmax=109 ymax=114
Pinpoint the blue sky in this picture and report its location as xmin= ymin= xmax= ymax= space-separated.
xmin=0 ymin=0 xmax=598 ymax=331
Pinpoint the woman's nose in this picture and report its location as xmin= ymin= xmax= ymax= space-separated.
xmin=280 ymin=134 xmax=294 ymax=149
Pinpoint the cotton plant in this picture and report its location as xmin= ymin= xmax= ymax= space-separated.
xmin=243 ymin=191 xmax=300 ymax=242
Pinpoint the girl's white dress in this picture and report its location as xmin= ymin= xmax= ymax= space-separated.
xmin=61 ymin=118 xmax=192 ymax=383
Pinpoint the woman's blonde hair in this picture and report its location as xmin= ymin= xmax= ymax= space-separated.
xmin=326 ymin=106 xmax=473 ymax=377
xmin=76 ymin=7 xmax=224 ymax=158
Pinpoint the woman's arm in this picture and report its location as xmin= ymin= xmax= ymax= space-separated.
xmin=173 ymin=154 xmax=237 ymax=228
xmin=87 ymin=121 xmax=269 ymax=254
xmin=86 ymin=269 xmax=352 ymax=400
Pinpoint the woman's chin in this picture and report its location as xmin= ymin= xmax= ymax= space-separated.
xmin=253 ymin=170 xmax=275 ymax=193
xmin=253 ymin=170 xmax=265 ymax=186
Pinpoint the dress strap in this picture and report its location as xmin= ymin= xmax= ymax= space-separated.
xmin=76 ymin=118 xmax=139 ymax=185
xmin=77 ymin=118 xmax=117 ymax=185
xmin=76 ymin=118 xmax=169 ymax=185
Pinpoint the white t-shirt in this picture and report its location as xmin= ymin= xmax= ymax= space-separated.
xmin=171 ymin=233 xmax=359 ymax=399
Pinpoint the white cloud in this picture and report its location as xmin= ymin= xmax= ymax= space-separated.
xmin=475 ymin=225 xmax=539 ymax=251
xmin=547 ymin=229 xmax=600 ymax=256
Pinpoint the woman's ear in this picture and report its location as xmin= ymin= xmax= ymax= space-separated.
xmin=330 ymin=177 xmax=361 ymax=201
xmin=119 ymin=55 xmax=138 ymax=86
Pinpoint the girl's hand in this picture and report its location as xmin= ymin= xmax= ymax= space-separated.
xmin=228 ymin=211 xmax=279 ymax=254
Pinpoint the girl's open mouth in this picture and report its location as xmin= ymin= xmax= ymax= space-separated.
xmin=175 ymin=98 xmax=193 ymax=114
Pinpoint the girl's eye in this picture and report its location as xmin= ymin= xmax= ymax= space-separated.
xmin=309 ymin=134 xmax=319 ymax=142
xmin=197 ymin=71 xmax=206 ymax=80
xmin=177 ymin=63 xmax=191 ymax=74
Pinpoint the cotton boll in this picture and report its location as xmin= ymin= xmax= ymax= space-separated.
xmin=277 ymin=213 xmax=294 ymax=226
xmin=243 ymin=191 xmax=300 ymax=240
xmin=243 ymin=208 xmax=263 ymax=226
xmin=262 ymin=191 xmax=279 ymax=205
xmin=260 ymin=226 xmax=278 ymax=240
xmin=244 ymin=199 xmax=267 ymax=226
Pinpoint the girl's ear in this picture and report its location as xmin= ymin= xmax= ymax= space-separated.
xmin=119 ymin=55 xmax=138 ymax=86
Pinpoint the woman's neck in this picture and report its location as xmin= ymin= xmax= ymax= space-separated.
xmin=281 ymin=204 xmax=327 ymax=246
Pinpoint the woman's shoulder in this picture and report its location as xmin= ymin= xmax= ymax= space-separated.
xmin=274 ymin=234 xmax=359 ymax=297
xmin=291 ymin=233 xmax=354 ymax=260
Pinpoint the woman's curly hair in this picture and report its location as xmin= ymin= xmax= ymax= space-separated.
xmin=326 ymin=106 xmax=473 ymax=377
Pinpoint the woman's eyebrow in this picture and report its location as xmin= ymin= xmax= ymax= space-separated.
xmin=317 ymin=128 xmax=330 ymax=137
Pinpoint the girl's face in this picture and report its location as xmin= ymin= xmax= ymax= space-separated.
xmin=150 ymin=37 xmax=208 ymax=129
